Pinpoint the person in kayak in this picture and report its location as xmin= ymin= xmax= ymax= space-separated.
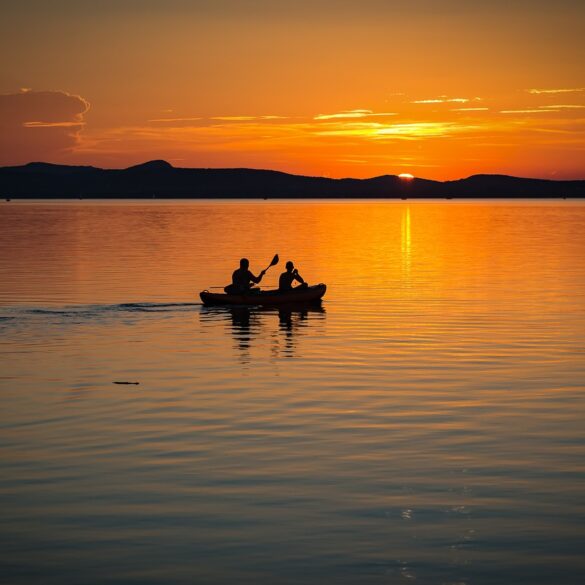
xmin=225 ymin=258 xmax=266 ymax=293
xmin=279 ymin=261 xmax=308 ymax=291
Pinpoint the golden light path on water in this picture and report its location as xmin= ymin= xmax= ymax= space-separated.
xmin=401 ymin=206 xmax=411 ymax=281
xmin=0 ymin=199 xmax=584 ymax=585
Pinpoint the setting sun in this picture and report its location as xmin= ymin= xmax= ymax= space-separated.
xmin=399 ymin=173 xmax=415 ymax=180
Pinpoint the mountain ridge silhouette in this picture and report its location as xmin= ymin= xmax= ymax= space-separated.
xmin=1 ymin=160 xmax=583 ymax=198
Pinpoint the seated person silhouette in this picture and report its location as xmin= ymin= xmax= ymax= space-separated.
xmin=225 ymin=258 xmax=265 ymax=294
xmin=279 ymin=261 xmax=308 ymax=291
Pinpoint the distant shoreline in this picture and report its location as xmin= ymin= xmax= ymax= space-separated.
xmin=2 ymin=160 xmax=584 ymax=199
xmin=4 ymin=197 xmax=585 ymax=203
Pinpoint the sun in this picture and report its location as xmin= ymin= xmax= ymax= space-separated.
xmin=399 ymin=173 xmax=414 ymax=180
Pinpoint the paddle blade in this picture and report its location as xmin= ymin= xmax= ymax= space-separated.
xmin=270 ymin=254 xmax=279 ymax=267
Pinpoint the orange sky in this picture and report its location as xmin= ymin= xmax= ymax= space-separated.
xmin=1 ymin=0 xmax=584 ymax=179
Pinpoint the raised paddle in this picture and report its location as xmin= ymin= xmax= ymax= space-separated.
xmin=262 ymin=254 xmax=279 ymax=274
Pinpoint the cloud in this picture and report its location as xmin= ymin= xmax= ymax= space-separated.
xmin=451 ymin=107 xmax=489 ymax=112
xmin=0 ymin=89 xmax=89 ymax=164
xmin=148 ymin=117 xmax=203 ymax=123
xmin=337 ymin=158 xmax=368 ymax=164
xmin=372 ymin=122 xmax=474 ymax=138
xmin=23 ymin=121 xmax=87 ymax=127
xmin=208 ymin=115 xmax=288 ymax=121
xmin=210 ymin=116 xmax=258 ymax=121
xmin=527 ymin=88 xmax=585 ymax=94
xmin=411 ymin=98 xmax=470 ymax=104
xmin=538 ymin=104 xmax=585 ymax=109
xmin=206 ymin=115 xmax=290 ymax=122
xmin=500 ymin=109 xmax=559 ymax=114
xmin=147 ymin=114 xmax=291 ymax=128
xmin=315 ymin=121 xmax=475 ymax=139
xmin=314 ymin=109 xmax=397 ymax=120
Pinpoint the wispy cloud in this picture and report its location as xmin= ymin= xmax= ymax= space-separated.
xmin=210 ymin=115 xmax=289 ymax=121
xmin=500 ymin=109 xmax=559 ymax=114
xmin=148 ymin=117 xmax=203 ymax=123
xmin=337 ymin=158 xmax=368 ymax=164
xmin=527 ymin=88 xmax=585 ymax=94
xmin=315 ymin=121 xmax=475 ymax=139
xmin=147 ymin=115 xmax=290 ymax=126
xmin=538 ymin=104 xmax=585 ymax=110
xmin=314 ymin=109 xmax=397 ymax=120
xmin=411 ymin=98 xmax=471 ymax=104
xmin=23 ymin=121 xmax=86 ymax=127
xmin=451 ymin=107 xmax=489 ymax=112
xmin=210 ymin=116 xmax=258 ymax=121
xmin=373 ymin=122 xmax=473 ymax=138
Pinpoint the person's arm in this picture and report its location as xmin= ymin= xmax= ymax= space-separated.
xmin=293 ymin=269 xmax=305 ymax=284
xmin=250 ymin=269 xmax=266 ymax=284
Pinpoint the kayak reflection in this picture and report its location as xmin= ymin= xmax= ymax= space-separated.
xmin=199 ymin=303 xmax=326 ymax=361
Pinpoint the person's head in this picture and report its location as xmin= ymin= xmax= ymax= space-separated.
xmin=240 ymin=258 xmax=249 ymax=269
xmin=286 ymin=261 xmax=294 ymax=272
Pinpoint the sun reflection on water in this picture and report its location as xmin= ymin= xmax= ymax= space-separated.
xmin=401 ymin=206 xmax=412 ymax=283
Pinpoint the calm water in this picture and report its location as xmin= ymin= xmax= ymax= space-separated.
xmin=1 ymin=200 xmax=584 ymax=585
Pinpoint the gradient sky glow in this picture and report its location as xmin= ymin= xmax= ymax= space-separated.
xmin=1 ymin=0 xmax=584 ymax=179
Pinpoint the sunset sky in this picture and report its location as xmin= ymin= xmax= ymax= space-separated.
xmin=1 ymin=0 xmax=584 ymax=179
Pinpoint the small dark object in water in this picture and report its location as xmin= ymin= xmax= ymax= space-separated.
xmin=113 ymin=381 xmax=140 ymax=385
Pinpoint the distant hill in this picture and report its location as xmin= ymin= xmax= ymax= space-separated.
xmin=1 ymin=160 xmax=583 ymax=198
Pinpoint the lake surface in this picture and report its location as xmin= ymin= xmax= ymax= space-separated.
xmin=1 ymin=200 xmax=584 ymax=584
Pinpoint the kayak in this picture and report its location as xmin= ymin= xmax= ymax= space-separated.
xmin=200 ymin=283 xmax=327 ymax=306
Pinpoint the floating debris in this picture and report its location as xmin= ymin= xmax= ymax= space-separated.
xmin=113 ymin=381 xmax=140 ymax=385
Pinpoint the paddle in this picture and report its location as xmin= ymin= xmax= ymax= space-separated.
xmin=262 ymin=254 xmax=279 ymax=274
